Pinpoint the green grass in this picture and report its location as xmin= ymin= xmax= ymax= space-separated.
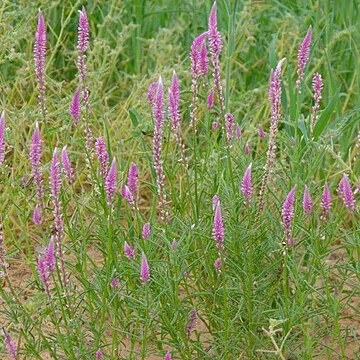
xmin=0 ymin=0 xmax=359 ymax=359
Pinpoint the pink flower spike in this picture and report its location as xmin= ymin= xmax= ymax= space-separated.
xmin=61 ymin=146 xmax=75 ymax=184
xmin=269 ymin=58 xmax=286 ymax=123
xmin=142 ymin=223 xmax=151 ymax=240
xmin=244 ymin=141 xmax=250 ymax=155
xmin=212 ymin=194 xmax=220 ymax=211
xmin=225 ymin=113 xmax=235 ymax=143
xmin=340 ymin=174 xmax=355 ymax=212
xmin=171 ymin=239 xmax=177 ymax=251
xmin=208 ymin=2 xmax=222 ymax=57
xmin=77 ymin=7 xmax=89 ymax=54
xmin=45 ymin=236 xmax=55 ymax=272
xmin=121 ymin=185 xmax=135 ymax=208
xmin=303 ymin=185 xmax=313 ymax=214
xmin=168 ymin=71 xmax=180 ymax=132
xmin=37 ymin=256 xmax=51 ymax=298
xmin=0 ymin=110 xmax=5 ymax=166
xmin=124 ymin=241 xmax=136 ymax=259
xmin=211 ymin=122 xmax=219 ymax=131
xmin=282 ymin=185 xmax=297 ymax=246
xmin=235 ymin=124 xmax=242 ymax=139
xmin=32 ymin=204 xmax=42 ymax=226
xmin=95 ymin=136 xmax=109 ymax=178
xmin=258 ymin=125 xmax=266 ymax=139
xmin=110 ymin=278 xmax=119 ymax=289
xmin=164 ymin=351 xmax=172 ymax=360
xmin=127 ymin=163 xmax=139 ymax=197
xmin=95 ymin=349 xmax=103 ymax=360
xmin=190 ymin=32 xmax=208 ymax=78
xmin=207 ymin=89 xmax=215 ymax=109
xmin=104 ymin=158 xmax=117 ymax=204
xmin=186 ymin=308 xmax=198 ymax=338
xmin=214 ymin=257 xmax=222 ymax=274
xmin=321 ymin=182 xmax=331 ymax=219
xmin=4 ymin=330 xmax=17 ymax=360
xmin=311 ymin=72 xmax=324 ymax=133
xmin=140 ymin=252 xmax=150 ymax=283
xmin=69 ymin=89 xmax=81 ymax=125
xmin=148 ymin=81 xmax=158 ymax=105
xmin=212 ymin=201 xmax=224 ymax=249
xmin=198 ymin=41 xmax=209 ymax=76
xmin=241 ymin=163 xmax=253 ymax=203
xmin=30 ymin=122 xmax=44 ymax=200
xmin=296 ymin=25 xmax=312 ymax=89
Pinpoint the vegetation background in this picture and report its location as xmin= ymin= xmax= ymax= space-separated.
xmin=0 ymin=0 xmax=359 ymax=359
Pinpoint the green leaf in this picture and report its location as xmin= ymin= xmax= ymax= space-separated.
xmin=269 ymin=33 xmax=278 ymax=69
xmin=128 ymin=109 xmax=141 ymax=127
xmin=313 ymin=90 xmax=340 ymax=140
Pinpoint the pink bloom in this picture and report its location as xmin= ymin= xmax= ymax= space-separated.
xmin=168 ymin=71 xmax=180 ymax=132
xmin=269 ymin=58 xmax=286 ymax=123
xmin=95 ymin=136 xmax=109 ymax=178
xmin=37 ymin=256 xmax=51 ymax=297
xmin=110 ymin=278 xmax=119 ymax=289
xmin=95 ymin=349 xmax=103 ymax=360
xmin=61 ymin=146 xmax=75 ymax=184
xmin=235 ymin=124 xmax=242 ymax=139
xmin=164 ymin=351 xmax=172 ymax=360
xmin=282 ymin=185 xmax=297 ymax=246
xmin=225 ymin=113 xmax=235 ymax=143
xmin=104 ymin=158 xmax=117 ymax=203
xmin=148 ymin=81 xmax=158 ymax=104
xmin=311 ymin=72 xmax=323 ymax=133
xmin=186 ymin=308 xmax=198 ymax=338
xmin=198 ymin=41 xmax=209 ymax=76
xmin=121 ymin=185 xmax=135 ymax=208
xmin=142 ymin=223 xmax=151 ymax=240
xmin=45 ymin=236 xmax=55 ymax=272
xmin=244 ymin=141 xmax=250 ymax=155
xmin=212 ymin=201 xmax=224 ymax=249
xmin=207 ymin=89 xmax=215 ymax=109
xmin=258 ymin=125 xmax=266 ymax=139
xmin=303 ymin=185 xmax=313 ymax=214
xmin=296 ymin=25 xmax=312 ymax=89
xmin=0 ymin=110 xmax=5 ymax=166
xmin=190 ymin=32 xmax=208 ymax=78
xmin=127 ymin=163 xmax=139 ymax=198
xmin=140 ymin=252 xmax=150 ymax=283
xmin=340 ymin=174 xmax=355 ymax=212
xmin=77 ymin=7 xmax=89 ymax=54
xmin=32 ymin=204 xmax=42 ymax=226
xmin=4 ymin=331 xmax=17 ymax=359
xmin=214 ymin=257 xmax=222 ymax=274
xmin=241 ymin=163 xmax=253 ymax=203
xmin=124 ymin=241 xmax=136 ymax=259
xmin=211 ymin=122 xmax=219 ymax=131
xmin=320 ymin=182 xmax=331 ymax=219
xmin=208 ymin=2 xmax=222 ymax=57
xmin=29 ymin=122 xmax=44 ymax=200
xmin=69 ymin=89 xmax=81 ymax=125
xmin=34 ymin=9 xmax=47 ymax=119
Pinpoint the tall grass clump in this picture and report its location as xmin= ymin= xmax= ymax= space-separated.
xmin=0 ymin=1 xmax=359 ymax=359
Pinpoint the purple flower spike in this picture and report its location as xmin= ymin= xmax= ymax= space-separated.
xmin=140 ymin=252 xmax=150 ymax=283
xmin=110 ymin=278 xmax=119 ymax=289
xmin=241 ymin=163 xmax=253 ymax=203
xmin=296 ymin=25 xmax=312 ymax=89
xmin=45 ymin=236 xmax=55 ymax=272
xmin=208 ymin=2 xmax=222 ymax=57
xmin=169 ymin=70 xmax=180 ymax=132
xmin=37 ymin=256 xmax=51 ymax=297
xmin=95 ymin=136 xmax=109 ymax=178
xmin=34 ymin=9 xmax=47 ymax=119
xmin=303 ymin=185 xmax=313 ymax=215
xmin=207 ymin=89 xmax=215 ymax=109
xmin=225 ymin=113 xmax=235 ymax=144
xmin=124 ymin=241 xmax=136 ymax=259
xmin=142 ymin=223 xmax=151 ymax=240
xmin=186 ymin=308 xmax=198 ymax=338
xmin=282 ymin=185 xmax=297 ymax=246
xmin=105 ymin=158 xmax=117 ymax=204
xmin=127 ymin=163 xmax=139 ymax=198
xmin=32 ymin=204 xmax=42 ymax=226
xmin=95 ymin=349 xmax=103 ymax=360
xmin=258 ymin=125 xmax=266 ymax=139
xmin=340 ymin=174 xmax=355 ymax=212
xmin=70 ymin=89 xmax=81 ymax=125
xmin=30 ymin=122 xmax=44 ymax=201
xmin=121 ymin=184 xmax=135 ymax=208
xmin=190 ymin=32 xmax=208 ymax=78
xmin=211 ymin=122 xmax=219 ymax=131
xmin=148 ymin=81 xmax=158 ymax=105
xmin=244 ymin=141 xmax=250 ymax=155
xmin=269 ymin=58 xmax=286 ymax=124
xmin=311 ymin=72 xmax=324 ymax=134
xmin=0 ymin=110 xmax=5 ymax=166
xmin=212 ymin=201 xmax=224 ymax=249
xmin=321 ymin=182 xmax=331 ymax=219
xmin=235 ymin=124 xmax=242 ymax=139
xmin=198 ymin=41 xmax=209 ymax=76
xmin=4 ymin=330 xmax=17 ymax=360
xmin=61 ymin=146 xmax=75 ymax=184
xmin=214 ymin=257 xmax=222 ymax=274
xmin=164 ymin=351 xmax=172 ymax=360
xmin=77 ymin=7 xmax=89 ymax=54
